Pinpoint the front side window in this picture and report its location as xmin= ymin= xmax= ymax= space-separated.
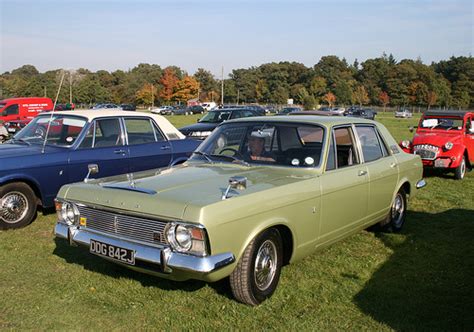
xmin=355 ymin=126 xmax=386 ymax=162
xmin=14 ymin=115 xmax=87 ymax=146
xmin=4 ymin=104 xmax=19 ymax=116
xmin=193 ymin=122 xmax=325 ymax=167
xmin=93 ymin=118 xmax=123 ymax=148
xmin=124 ymin=118 xmax=156 ymax=145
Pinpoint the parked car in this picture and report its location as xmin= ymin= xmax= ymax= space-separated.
xmin=0 ymin=97 xmax=53 ymax=123
xmin=0 ymin=110 xmax=201 ymax=229
xmin=55 ymin=116 xmax=425 ymax=305
xmin=276 ymin=106 xmax=302 ymax=115
xmin=4 ymin=118 xmax=33 ymax=134
xmin=289 ymin=110 xmax=338 ymax=116
xmin=170 ymin=105 xmax=205 ymax=115
xmin=179 ymin=108 xmax=262 ymax=139
xmin=330 ymin=107 xmax=346 ymax=115
xmin=395 ymin=109 xmax=413 ymax=118
xmin=92 ymin=103 xmax=119 ymax=110
xmin=346 ymin=108 xmax=377 ymax=120
xmin=120 ymin=104 xmax=136 ymax=111
xmin=55 ymin=103 xmax=75 ymax=111
xmin=201 ymin=102 xmax=217 ymax=111
xmin=400 ymin=110 xmax=474 ymax=179
xmin=151 ymin=106 xmax=174 ymax=115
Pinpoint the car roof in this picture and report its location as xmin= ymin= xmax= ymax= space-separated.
xmin=42 ymin=109 xmax=185 ymax=140
xmin=423 ymin=110 xmax=472 ymax=117
xmin=225 ymin=115 xmax=376 ymax=126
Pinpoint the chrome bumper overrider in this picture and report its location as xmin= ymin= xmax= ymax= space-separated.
xmin=55 ymin=223 xmax=235 ymax=276
xmin=416 ymin=179 xmax=427 ymax=189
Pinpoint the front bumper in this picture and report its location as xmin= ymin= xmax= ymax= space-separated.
xmin=55 ymin=223 xmax=235 ymax=281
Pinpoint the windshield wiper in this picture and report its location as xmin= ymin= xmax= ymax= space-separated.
xmin=8 ymin=138 xmax=30 ymax=145
xmin=192 ymin=151 xmax=214 ymax=163
xmin=210 ymin=154 xmax=250 ymax=167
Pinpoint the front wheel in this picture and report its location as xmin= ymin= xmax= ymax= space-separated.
xmin=229 ymin=228 xmax=283 ymax=305
xmin=0 ymin=182 xmax=37 ymax=229
xmin=454 ymin=156 xmax=466 ymax=180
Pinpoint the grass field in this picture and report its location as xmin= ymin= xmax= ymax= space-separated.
xmin=1 ymin=113 xmax=473 ymax=330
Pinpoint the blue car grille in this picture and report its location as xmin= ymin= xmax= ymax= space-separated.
xmin=77 ymin=205 xmax=168 ymax=246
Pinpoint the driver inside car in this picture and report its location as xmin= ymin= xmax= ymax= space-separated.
xmin=243 ymin=131 xmax=275 ymax=162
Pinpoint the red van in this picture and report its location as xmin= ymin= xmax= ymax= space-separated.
xmin=0 ymin=97 xmax=53 ymax=123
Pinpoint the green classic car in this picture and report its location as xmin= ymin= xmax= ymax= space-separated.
xmin=55 ymin=116 xmax=425 ymax=305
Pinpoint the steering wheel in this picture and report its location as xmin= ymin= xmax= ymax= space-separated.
xmin=35 ymin=127 xmax=46 ymax=138
xmin=219 ymin=147 xmax=244 ymax=159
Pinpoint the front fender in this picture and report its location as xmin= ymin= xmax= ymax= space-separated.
xmin=0 ymin=173 xmax=45 ymax=204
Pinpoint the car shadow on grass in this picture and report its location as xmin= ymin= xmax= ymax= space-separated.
xmin=354 ymin=209 xmax=474 ymax=330
xmin=52 ymin=238 xmax=207 ymax=293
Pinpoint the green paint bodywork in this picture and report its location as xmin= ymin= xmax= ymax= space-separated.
xmin=57 ymin=116 xmax=424 ymax=282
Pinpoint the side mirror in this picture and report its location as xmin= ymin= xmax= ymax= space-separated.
xmin=84 ymin=164 xmax=99 ymax=183
xmin=222 ymin=176 xmax=247 ymax=200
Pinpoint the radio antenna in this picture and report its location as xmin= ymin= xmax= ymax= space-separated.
xmin=42 ymin=70 xmax=65 ymax=154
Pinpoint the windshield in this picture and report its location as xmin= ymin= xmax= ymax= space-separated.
xmin=420 ymin=117 xmax=464 ymax=130
xmin=192 ymin=122 xmax=325 ymax=167
xmin=14 ymin=115 xmax=87 ymax=146
xmin=199 ymin=111 xmax=231 ymax=123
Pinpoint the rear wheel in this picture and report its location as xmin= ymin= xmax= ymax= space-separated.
xmin=454 ymin=156 xmax=466 ymax=180
xmin=229 ymin=228 xmax=283 ymax=306
xmin=380 ymin=188 xmax=406 ymax=232
xmin=0 ymin=182 xmax=37 ymax=229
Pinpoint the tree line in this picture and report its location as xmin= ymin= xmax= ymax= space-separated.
xmin=0 ymin=54 xmax=472 ymax=109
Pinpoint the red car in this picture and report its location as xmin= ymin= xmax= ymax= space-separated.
xmin=400 ymin=110 xmax=474 ymax=180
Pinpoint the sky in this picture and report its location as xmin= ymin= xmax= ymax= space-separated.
xmin=0 ymin=0 xmax=473 ymax=77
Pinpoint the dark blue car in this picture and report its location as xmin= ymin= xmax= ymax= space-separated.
xmin=0 ymin=110 xmax=201 ymax=229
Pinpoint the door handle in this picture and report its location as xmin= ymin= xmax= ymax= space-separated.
xmin=358 ymin=170 xmax=367 ymax=176
xmin=160 ymin=145 xmax=171 ymax=150
xmin=390 ymin=162 xmax=397 ymax=168
xmin=114 ymin=149 xmax=126 ymax=155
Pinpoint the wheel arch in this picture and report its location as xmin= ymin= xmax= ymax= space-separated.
xmin=0 ymin=175 xmax=43 ymax=206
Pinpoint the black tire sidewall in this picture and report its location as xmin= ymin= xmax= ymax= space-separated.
xmin=0 ymin=182 xmax=37 ymax=229
xmin=248 ymin=229 xmax=283 ymax=303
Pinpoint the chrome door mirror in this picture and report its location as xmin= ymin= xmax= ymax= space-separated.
xmin=84 ymin=164 xmax=99 ymax=183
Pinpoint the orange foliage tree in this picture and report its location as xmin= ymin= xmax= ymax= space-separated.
xmin=159 ymin=68 xmax=179 ymax=102
xmin=379 ymin=91 xmax=390 ymax=111
xmin=136 ymin=83 xmax=157 ymax=107
xmin=353 ymin=85 xmax=369 ymax=106
xmin=425 ymin=91 xmax=437 ymax=109
xmin=323 ymin=92 xmax=336 ymax=107
xmin=173 ymin=76 xmax=200 ymax=103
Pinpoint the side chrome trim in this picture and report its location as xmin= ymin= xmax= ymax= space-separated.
xmin=416 ymin=179 xmax=427 ymax=189
xmin=54 ymin=223 xmax=235 ymax=275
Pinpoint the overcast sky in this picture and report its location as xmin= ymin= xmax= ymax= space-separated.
xmin=1 ymin=0 xmax=472 ymax=77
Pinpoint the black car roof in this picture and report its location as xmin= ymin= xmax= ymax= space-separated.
xmin=423 ymin=110 xmax=471 ymax=117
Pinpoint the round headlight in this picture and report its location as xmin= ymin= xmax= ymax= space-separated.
xmin=444 ymin=142 xmax=453 ymax=150
xmin=401 ymin=140 xmax=411 ymax=148
xmin=175 ymin=225 xmax=192 ymax=251
xmin=61 ymin=202 xmax=77 ymax=225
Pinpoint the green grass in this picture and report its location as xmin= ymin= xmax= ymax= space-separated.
xmin=1 ymin=112 xmax=473 ymax=330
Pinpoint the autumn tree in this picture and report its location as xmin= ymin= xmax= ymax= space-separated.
xmin=159 ymin=68 xmax=179 ymax=102
xmin=323 ymin=92 xmax=336 ymax=107
xmin=425 ymin=91 xmax=437 ymax=109
xmin=173 ymin=76 xmax=200 ymax=103
xmin=136 ymin=83 xmax=157 ymax=106
xmin=352 ymin=85 xmax=369 ymax=106
xmin=379 ymin=91 xmax=390 ymax=111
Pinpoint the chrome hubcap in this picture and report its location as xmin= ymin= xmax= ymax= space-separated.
xmin=391 ymin=193 xmax=404 ymax=227
xmin=460 ymin=160 xmax=466 ymax=178
xmin=254 ymin=240 xmax=277 ymax=290
xmin=0 ymin=191 xmax=29 ymax=224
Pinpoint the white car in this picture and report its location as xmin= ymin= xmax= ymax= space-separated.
xmin=201 ymin=102 xmax=217 ymax=111
xmin=151 ymin=106 xmax=173 ymax=115
xmin=395 ymin=109 xmax=413 ymax=118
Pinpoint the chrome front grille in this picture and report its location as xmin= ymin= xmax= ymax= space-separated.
xmin=77 ymin=205 xmax=168 ymax=246
xmin=413 ymin=144 xmax=439 ymax=160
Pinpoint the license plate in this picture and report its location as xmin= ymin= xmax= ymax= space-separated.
xmin=90 ymin=239 xmax=135 ymax=265
xmin=8 ymin=128 xmax=16 ymax=133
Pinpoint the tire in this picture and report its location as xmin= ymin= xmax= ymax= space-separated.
xmin=454 ymin=155 xmax=466 ymax=180
xmin=0 ymin=182 xmax=37 ymax=230
xmin=229 ymin=228 xmax=283 ymax=306
xmin=380 ymin=188 xmax=407 ymax=232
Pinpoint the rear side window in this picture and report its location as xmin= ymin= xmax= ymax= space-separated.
xmin=326 ymin=126 xmax=360 ymax=170
xmin=125 ymin=118 xmax=157 ymax=145
xmin=355 ymin=126 xmax=385 ymax=162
